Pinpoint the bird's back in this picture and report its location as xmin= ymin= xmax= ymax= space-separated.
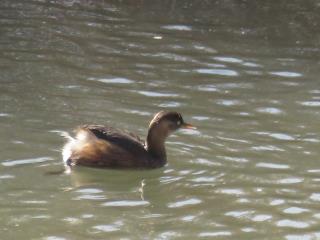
xmin=63 ymin=125 xmax=151 ymax=168
xmin=84 ymin=124 xmax=145 ymax=152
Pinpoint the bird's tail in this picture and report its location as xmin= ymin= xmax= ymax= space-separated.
xmin=59 ymin=131 xmax=76 ymax=166
xmin=59 ymin=131 xmax=75 ymax=142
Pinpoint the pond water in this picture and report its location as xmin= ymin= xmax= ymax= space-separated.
xmin=1 ymin=1 xmax=320 ymax=239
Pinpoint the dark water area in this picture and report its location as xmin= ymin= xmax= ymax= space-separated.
xmin=1 ymin=1 xmax=320 ymax=239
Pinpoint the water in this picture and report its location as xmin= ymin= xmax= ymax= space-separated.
xmin=1 ymin=0 xmax=320 ymax=239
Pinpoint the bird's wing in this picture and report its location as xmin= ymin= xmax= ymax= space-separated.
xmin=80 ymin=125 xmax=146 ymax=152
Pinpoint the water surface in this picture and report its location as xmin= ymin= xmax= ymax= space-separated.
xmin=1 ymin=1 xmax=320 ymax=239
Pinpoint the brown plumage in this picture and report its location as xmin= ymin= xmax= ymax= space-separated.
xmin=62 ymin=111 xmax=195 ymax=169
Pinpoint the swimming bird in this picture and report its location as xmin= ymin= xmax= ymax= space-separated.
xmin=62 ymin=111 xmax=195 ymax=169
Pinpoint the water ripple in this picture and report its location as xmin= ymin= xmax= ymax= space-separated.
xmin=219 ymin=156 xmax=249 ymax=163
xmin=251 ymin=214 xmax=272 ymax=222
xmin=269 ymin=133 xmax=295 ymax=141
xmin=181 ymin=215 xmax=196 ymax=222
xmin=159 ymin=101 xmax=182 ymax=108
xmin=75 ymin=195 xmax=106 ymax=200
xmin=310 ymin=193 xmax=320 ymax=201
xmin=241 ymin=62 xmax=262 ymax=67
xmin=168 ymin=198 xmax=202 ymax=208
xmin=0 ymin=113 xmax=11 ymax=117
xmin=88 ymin=77 xmax=134 ymax=84
xmin=63 ymin=217 xmax=81 ymax=225
xmin=162 ymin=25 xmax=192 ymax=31
xmin=75 ymin=188 xmax=103 ymax=194
xmin=21 ymin=200 xmax=47 ymax=204
xmin=213 ymin=56 xmax=243 ymax=63
xmin=216 ymin=99 xmax=244 ymax=106
xmin=135 ymin=90 xmax=179 ymax=97
xmin=283 ymin=207 xmax=309 ymax=214
xmin=278 ymin=178 xmax=304 ymax=184
xmin=253 ymin=132 xmax=295 ymax=141
xmin=0 ymin=174 xmax=15 ymax=179
xmin=194 ymin=158 xmax=216 ymax=167
xmin=191 ymin=176 xmax=216 ymax=183
xmin=197 ymin=85 xmax=220 ymax=92
xmin=225 ymin=210 xmax=254 ymax=218
xmin=218 ymin=188 xmax=245 ymax=195
xmin=193 ymin=44 xmax=217 ymax=53
xmin=251 ymin=145 xmax=285 ymax=152
xmin=118 ymin=109 xmax=151 ymax=116
xmin=199 ymin=231 xmax=232 ymax=237
xmin=102 ymin=200 xmax=149 ymax=207
xmin=192 ymin=116 xmax=209 ymax=121
xmin=195 ymin=68 xmax=238 ymax=76
xmin=256 ymin=162 xmax=290 ymax=169
xmin=159 ymin=176 xmax=183 ymax=184
xmin=297 ymin=101 xmax=320 ymax=107
xmin=157 ymin=232 xmax=182 ymax=239
xmin=286 ymin=233 xmax=320 ymax=240
xmin=277 ymin=219 xmax=310 ymax=229
xmin=270 ymin=71 xmax=302 ymax=78
xmin=241 ymin=227 xmax=256 ymax=232
xmin=44 ymin=237 xmax=66 ymax=240
xmin=218 ymin=82 xmax=254 ymax=89
xmin=256 ymin=107 xmax=283 ymax=115
xmin=92 ymin=222 xmax=123 ymax=232
xmin=2 ymin=157 xmax=53 ymax=167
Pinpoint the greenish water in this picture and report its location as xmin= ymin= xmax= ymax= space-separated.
xmin=1 ymin=1 xmax=320 ymax=239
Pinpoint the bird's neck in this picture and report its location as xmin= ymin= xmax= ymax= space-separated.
xmin=145 ymin=125 xmax=167 ymax=165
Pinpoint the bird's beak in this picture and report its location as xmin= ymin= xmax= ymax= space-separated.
xmin=181 ymin=123 xmax=196 ymax=129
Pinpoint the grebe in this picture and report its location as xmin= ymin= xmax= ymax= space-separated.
xmin=62 ymin=111 xmax=195 ymax=169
